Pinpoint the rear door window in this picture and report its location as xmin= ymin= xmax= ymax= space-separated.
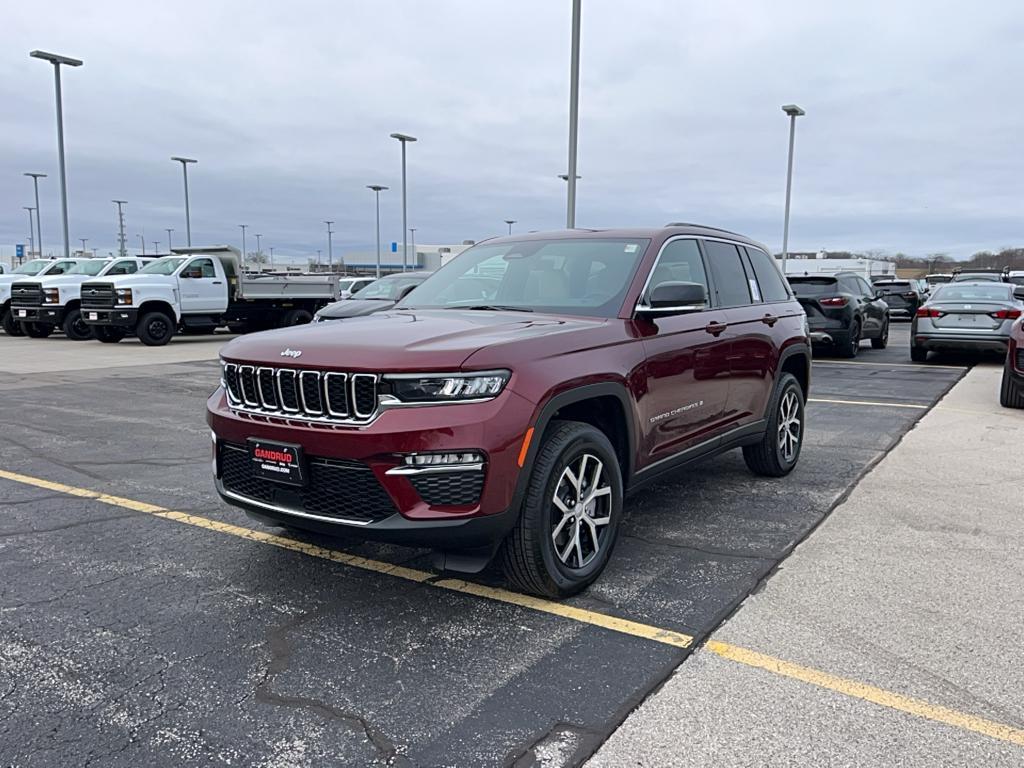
xmin=703 ymin=241 xmax=752 ymax=307
xmin=744 ymin=247 xmax=790 ymax=302
xmin=789 ymin=278 xmax=839 ymax=297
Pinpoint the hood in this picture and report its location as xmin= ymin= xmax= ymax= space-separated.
xmin=317 ymin=298 xmax=396 ymax=320
xmin=88 ymin=272 xmax=171 ymax=288
xmin=220 ymin=308 xmax=607 ymax=371
xmin=35 ymin=274 xmax=93 ymax=288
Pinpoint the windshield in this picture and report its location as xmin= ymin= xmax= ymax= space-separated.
xmin=139 ymin=257 xmax=187 ymax=275
xmin=1008 ymin=275 xmax=1024 ymax=286
xmin=358 ymin=276 xmax=424 ymax=300
xmin=788 ymin=278 xmax=839 ymax=297
xmin=66 ymin=260 xmax=110 ymax=276
xmin=397 ymin=238 xmax=650 ymax=317
xmin=14 ymin=259 xmax=50 ymax=275
xmin=932 ymin=284 xmax=1013 ymax=302
xmin=337 ymin=279 xmax=354 ymax=291
xmin=42 ymin=260 xmax=78 ymax=275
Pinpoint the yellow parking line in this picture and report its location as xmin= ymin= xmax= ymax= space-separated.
xmin=705 ymin=641 xmax=1024 ymax=747
xmin=4 ymin=468 xmax=1024 ymax=747
xmin=813 ymin=360 xmax=968 ymax=371
xmin=808 ymin=397 xmax=929 ymax=410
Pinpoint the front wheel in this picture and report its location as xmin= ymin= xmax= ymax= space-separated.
xmin=94 ymin=326 xmax=126 ymax=344
xmin=137 ymin=311 xmax=175 ymax=346
xmin=23 ymin=322 xmax=54 ymax=339
xmin=1000 ymin=359 xmax=1024 ymax=408
xmin=2 ymin=310 xmax=25 ymax=336
xmin=871 ymin=318 xmax=889 ymax=349
xmin=500 ymin=420 xmax=623 ymax=598
xmin=62 ymin=309 xmax=94 ymax=341
xmin=743 ymin=373 xmax=805 ymax=477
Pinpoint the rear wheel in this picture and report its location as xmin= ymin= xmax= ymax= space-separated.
xmin=500 ymin=420 xmax=623 ymax=598
xmin=871 ymin=318 xmax=889 ymax=349
xmin=62 ymin=309 xmax=94 ymax=341
xmin=94 ymin=326 xmax=126 ymax=344
xmin=743 ymin=373 xmax=804 ymax=477
xmin=23 ymin=322 xmax=54 ymax=339
xmin=2 ymin=310 xmax=25 ymax=336
xmin=1000 ymin=358 xmax=1024 ymax=408
xmin=836 ymin=320 xmax=861 ymax=358
xmin=910 ymin=344 xmax=928 ymax=363
xmin=137 ymin=311 xmax=175 ymax=346
xmin=279 ymin=309 xmax=313 ymax=327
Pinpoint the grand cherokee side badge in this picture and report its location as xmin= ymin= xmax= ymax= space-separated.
xmin=280 ymin=348 xmax=302 ymax=359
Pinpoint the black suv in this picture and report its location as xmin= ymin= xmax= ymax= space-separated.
xmin=873 ymin=279 xmax=926 ymax=320
xmin=788 ymin=272 xmax=889 ymax=357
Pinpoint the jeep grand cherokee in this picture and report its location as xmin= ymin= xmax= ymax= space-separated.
xmin=208 ymin=225 xmax=811 ymax=597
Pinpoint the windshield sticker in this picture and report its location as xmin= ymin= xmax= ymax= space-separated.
xmin=624 ymin=244 xmax=638 ymax=253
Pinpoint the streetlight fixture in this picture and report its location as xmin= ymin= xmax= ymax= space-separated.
xmin=780 ymin=104 xmax=805 ymax=274
xmin=79 ymin=237 xmax=87 ymax=255
xmin=166 ymin=228 xmax=174 ymax=252
xmin=367 ymin=185 xmax=388 ymax=278
xmin=389 ymin=132 xmax=417 ymax=271
xmin=565 ymin=0 xmax=582 ymax=229
xmin=504 ymin=219 xmax=516 ymax=235
xmin=112 ymin=200 xmax=128 ymax=258
xmin=170 ymin=156 xmax=197 ymax=246
xmin=30 ymin=50 xmax=82 ymax=258
xmin=325 ymin=221 xmax=334 ymax=273
xmin=23 ymin=207 xmax=35 ymax=257
xmin=238 ymin=224 xmax=247 ymax=269
xmin=23 ymin=173 xmax=46 ymax=257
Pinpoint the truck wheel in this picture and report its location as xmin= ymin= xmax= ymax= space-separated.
xmin=2 ymin=310 xmax=25 ymax=337
xmin=1000 ymin=359 xmax=1024 ymax=408
xmin=23 ymin=322 xmax=54 ymax=339
xmin=743 ymin=372 xmax=804 ymax=477
xmin=94 ymin=326 xmax=126 ymax=344
xmin=137 ymin=311 xmax=175 ymax=346
xmin=62 ymin=309 xmax=94 ymax=341
xmin=280 ymin=309 xmax=313 ymax=327
xmin=500 ymin=420 xmax=623 ymax=598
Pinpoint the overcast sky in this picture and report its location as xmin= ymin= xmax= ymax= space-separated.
xmin=2 ymin=0 xmax=1022 ymax=262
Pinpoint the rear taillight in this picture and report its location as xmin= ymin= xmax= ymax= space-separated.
xmin=904 ymin=292 xmax=917 ymax=299
xmin=819 ymin=296 xmax=848 ymax=307
xmin=916 ymin=307 xmax=942 ymax=318
xmin=991 ymin=308 xmax=1022 ymax=320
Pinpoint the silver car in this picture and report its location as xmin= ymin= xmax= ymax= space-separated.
xmin=911 ymin=281 xmax=1024 ymax=362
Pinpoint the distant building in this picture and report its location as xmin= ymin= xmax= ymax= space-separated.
xmin=335 ymin=242 xmax=474 ymax=275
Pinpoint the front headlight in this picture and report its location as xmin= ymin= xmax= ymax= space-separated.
xmin=384 ymin=370 xmax=510 ymax=402
xmin=116 ymin=288 xmax=133 ymax=305
xmin=43 ymin=288 xmax=60 ymax=304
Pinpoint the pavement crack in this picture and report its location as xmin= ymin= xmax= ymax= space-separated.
xmin=0 ymin=512 xmax=142 ymax=539
xmin=622 ymin=533 xmax=777 ymax=561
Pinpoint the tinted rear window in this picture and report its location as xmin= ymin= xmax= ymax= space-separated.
xmin=932 ymin=284 xmax=1013 ymax=302
xmin=877 ymin=282 xmax=912 ymax=292
xmin=788 ymin=278 xmax=839 ymax=297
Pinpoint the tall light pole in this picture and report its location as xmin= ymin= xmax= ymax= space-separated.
xmin=238 ymin=224 xmax=247 ymax=269
xmin=504 ymin=219 xmax=516 ymax=235
xmin=79 ymin=237 xmax=88 ymax=255
xmin=269 ymin=246 xmax=275 ymax=270
xmin=780 ymin=104 xmax=805 ymax=275
xmin=112 ymin=200 xmax=128 ymax=258
xmin=316 ymin=249 xmax=321 ymax=267
xmin=137 ymin=234 xmax=146 ymax=255
xmin=166 ymin=228 xmax=174 ymax=252
xmin=30 ymin=51 xmax=82 ymax=258
xmin=389 ymin=132 xmax=417 ymax=271
xmin=255 ymin=233 xmax=262 ymax=268
xmin=325 ymin=221 xmax=334 ymax=273
xmin=153 ymin=241 xmax=159 ymax=254
xmin=367 ymin=185 xmax=388 ymax=279
xmin=23 ymin=207 xmax=35 ymax=258
xmin=170 ymin=156 xmax=197 ymax=246
xmin=565 ymin=0 xmax=582 ymax=229
xmin=24 ymin=173 xmax=46 ymax=257
xmin=410 ymin=228 xmax=417 ymax=269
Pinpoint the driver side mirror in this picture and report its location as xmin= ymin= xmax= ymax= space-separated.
xmin=638 ymin=281 xmax=707 ymax=316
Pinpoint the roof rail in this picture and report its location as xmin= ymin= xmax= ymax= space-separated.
xmin=663 ymin=222 xmax=745 ymax=238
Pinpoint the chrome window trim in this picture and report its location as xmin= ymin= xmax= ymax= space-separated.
xmin=298 ymin=370 xmax=326 ymax=416
xmin=324 ymin=372 xmax=350 ymax=417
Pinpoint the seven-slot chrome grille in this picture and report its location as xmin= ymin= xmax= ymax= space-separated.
xmin=222 ymin=362 xmax=379 ymax=424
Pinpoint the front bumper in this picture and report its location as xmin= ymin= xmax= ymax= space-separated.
xmin=81 ymin=308 xmax=138 ymax=327
xmin=207 ymin=386 xmax=536 ymax=546
xmin=9 ymin=305 xmax=64 ymax=324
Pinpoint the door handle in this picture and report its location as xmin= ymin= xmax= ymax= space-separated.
xmin=212 ymin=281 xmax=223 ymax=285
xmin=704 ymin=322 xmax=727 ymax=337
xmin=761 ymin=314 xmax=778 ymax=327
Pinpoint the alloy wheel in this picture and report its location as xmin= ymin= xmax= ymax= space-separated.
xmin=778 ymin=390 xmax=802 ymax=463
xmin=550 ymin=453 xmax=612 ymax=570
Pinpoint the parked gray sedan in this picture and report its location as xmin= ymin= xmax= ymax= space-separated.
xmin=911 ymin=281 xmax=1024 ymax=362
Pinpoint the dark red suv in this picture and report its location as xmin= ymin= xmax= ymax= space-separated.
xmin=208 ymin=225 xmax=811 ymax=597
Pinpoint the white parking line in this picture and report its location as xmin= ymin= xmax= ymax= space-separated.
xmin=808 ymin=398 xmax=928 ymax=410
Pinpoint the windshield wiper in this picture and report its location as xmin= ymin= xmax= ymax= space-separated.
xmin=448 ymin=304 xmax=534 ymax=312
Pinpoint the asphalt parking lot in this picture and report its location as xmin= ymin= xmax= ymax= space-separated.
xmin=0 ymin=325 xmax=993 ymax=766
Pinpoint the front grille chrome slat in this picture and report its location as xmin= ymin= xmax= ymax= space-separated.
xmin=222 ymin=362 xmax=379 ymax=425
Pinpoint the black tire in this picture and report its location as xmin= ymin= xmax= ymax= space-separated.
xmin=743 ymin=372 xmax=805 ymax=477
xmin=62 ymin=308 xmax=94 ymax=341
xmin=94 ymin=326 xmax=126 ymax=344
xmin=871 ymin=318 xmax=889 ymax=349
xmin=23 ymin=322 xmax=54 ymax=339
xmin=500 ymin=420 xmax=624 ymax=598
xmin=2 ymin=309 xmax=25 ymax=337
xmin=836 ymin=319 xmax=861 ymax=358
xmin=910 ymin=344 xmax=928 ymax=363
xmin=137 ymin=311 xmax=175 ymax=346
xmin=279 ymin=309 xmax=313 ymax=327
xmin=1000 ymin=358 xmax=1024 ymax=408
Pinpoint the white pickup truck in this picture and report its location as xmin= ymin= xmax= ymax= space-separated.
xmin=80 ymin=246 xmax=342 ymax=345
xmin=9 ymin=256 xmax=153 ymax=340
xmin=1 ymin=258 xmax=86 ymax=336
